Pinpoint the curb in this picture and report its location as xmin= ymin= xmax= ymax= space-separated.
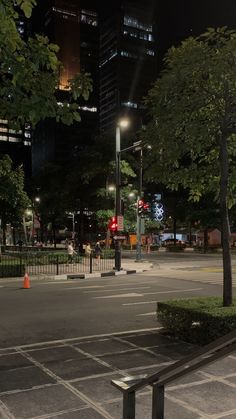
xmin=66 ymin=268 xmax=148 ymax=280
xmin=0 ymin=263 xmax=153 ymax=282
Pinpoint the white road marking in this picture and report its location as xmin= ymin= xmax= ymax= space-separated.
xmin=135 ymin=287 xmax=202 ymax=296
xmin=94 ymin=292 xmax=144 ymax=299
xmin=123 ymin=301 xmax=158 ymax=306
xmin=41 ymin=281 xmax=75 ymax=284
xmin=94 ymin=287 xmax=202 ymax=299
xmin=84 ymin=286 xmax=150 ymax=293
xmin=136 ymin=312 xmax=156 ymax=316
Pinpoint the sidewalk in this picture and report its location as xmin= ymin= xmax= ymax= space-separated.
xmin=0 ymin=329 xmax=235 ymax=418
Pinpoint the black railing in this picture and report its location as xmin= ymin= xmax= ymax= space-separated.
xmin=0 ymin=251 xmax=114 ymax=277
xmin=111 ymin=330 xmax=236 ymax=419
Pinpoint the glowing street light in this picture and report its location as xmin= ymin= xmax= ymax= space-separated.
xmin=115 ymin=118 xmax=129 ymax=271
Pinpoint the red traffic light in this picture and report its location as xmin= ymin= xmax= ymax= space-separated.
xmin=108 ymin=216 xmax=117 ymax=232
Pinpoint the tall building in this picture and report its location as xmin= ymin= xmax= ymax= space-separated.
xmin=32 ymin=0 xmax=158 ymax=174
xmin=31 ymin=0 xmax=99 ymax=173
xmin=99 ymin=0 xmax=157 ymax=134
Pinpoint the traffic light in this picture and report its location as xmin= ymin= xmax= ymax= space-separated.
xmin=138 ymin=199 xmax=144 ymax=215
xmin=138 ymin=200 xmax=150 ymax=216
xmin=143 ymin=202 xmax=150 ymax=213
xmin=108 ymin=216 xmax=117 ymax=232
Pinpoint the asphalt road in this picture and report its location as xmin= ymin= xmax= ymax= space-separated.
xmin=0 ymin=251 xmax=229 ymax=348
xmin=0 ymin=253 xmax=235 ymax=419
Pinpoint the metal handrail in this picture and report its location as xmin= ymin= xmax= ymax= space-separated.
xmin=111 ymin=330 xmax=236 ymax=419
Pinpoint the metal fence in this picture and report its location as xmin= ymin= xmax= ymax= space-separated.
xmin=0 ymin=251 xmax=115 ymax=277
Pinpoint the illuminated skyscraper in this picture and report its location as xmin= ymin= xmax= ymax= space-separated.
xmin=99 ymin=0 xmax=157 ymax=133
xmin=31 ymin=0 xmax=99 ymax=173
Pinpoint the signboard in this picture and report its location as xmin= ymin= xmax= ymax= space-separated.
xmin=114 ymin=235 xmax=126 ymax=240
xmin=117 ymin=215 xmax=124 ymax=231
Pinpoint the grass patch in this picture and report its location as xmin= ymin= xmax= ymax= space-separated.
xmin=157 ymin=297 xmax=236 ymax=345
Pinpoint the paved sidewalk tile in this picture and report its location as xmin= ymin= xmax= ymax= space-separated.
xmin=0 ymin=330 xmax=235 ymax=418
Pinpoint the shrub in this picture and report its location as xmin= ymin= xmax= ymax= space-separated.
xmin=0 ymin=264 xmax=25 ymax=277
xmin=150 ymin=244 xmax=160 ymax=251
xmin=157 ymin=297 xmax=236 ymax=345
xmin=102 ymin=249 xmax=115 ymax=258
xmin=122 ymin=244 xmax=132 ymax=250
xmin=166 ymin=244 xmax=186 ymax=252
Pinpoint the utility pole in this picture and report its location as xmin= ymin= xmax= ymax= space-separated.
xmin=136 ymin=148 xmax=143 ymax=261
xmin=115 ymin=125 xmax=121 ymax=271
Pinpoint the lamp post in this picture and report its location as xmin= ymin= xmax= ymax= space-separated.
xmin=114 ymin=119 xmax=129 ymax=271
xmin=136 ymin=147 xmax=143 ymax=262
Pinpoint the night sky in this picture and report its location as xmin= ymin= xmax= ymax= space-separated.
xmin=157 ymin=0 xmax=236 ymax=47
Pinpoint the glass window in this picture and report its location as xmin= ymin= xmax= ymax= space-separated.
xmin=80 ymin=9 xmax=98 ymax=26
xmin=146 ymin=49 xmax=155 ymax=56
xmin=122 ymin=101 xmax=138 ymax=109
xmin=124 ymin=15 xmax=152 ymax=32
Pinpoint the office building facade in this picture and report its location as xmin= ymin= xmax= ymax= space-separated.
xmin=99 ymin=0 xmax=157 ymax=134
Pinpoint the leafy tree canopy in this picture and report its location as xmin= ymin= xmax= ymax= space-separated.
xmin=0 ymin=0 xmax=92 ymax=129
xmin=0 ymin=155 xmax=30 ymax=227
xmin=143 ymin=27 xmax=236 ymax=306
xmin=143 ymin=27 xmax=236 ymax=205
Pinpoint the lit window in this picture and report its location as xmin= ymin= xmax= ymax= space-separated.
xmin=52 ymin=7 xmax=77 ymax=18
xmin=78 ymin=106 xmax=97 ymax=112
xmin=121 ymin=51 xmax=137 ymax=59
xmin=146 ymin=49 xmax=155 ymax=56
xmin=123 ymin=27 xmax=154 ymax=42
xmin=124 ymin=15 xmax=152 ymax=32
xmin=122 ymin=101 xmax=138 ymax=109
xmin=80 ymin=9 xmax=98 ymax=26
xmin=9 ymin=137 xmax=21 ymax=143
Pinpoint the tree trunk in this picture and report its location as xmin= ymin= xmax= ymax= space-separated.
xmin=12 ymin=227 xmax=16 ymax=245
xmin=2 ymin=226 xmax=6 ymax=246
xmin=189 ymin=222 xmax=192 ymax=246
xmin=52 ymin=222 xmax=56 ymax=248
xmin=219 ymin=134 xmax=232 ymax=306
xmin=2 ymin=215 xmax=6 ymax=246
xmin=203 ymin=228 xmax=208 ymax=253
xmin=173 ymin=217 xmax=177 ymax=245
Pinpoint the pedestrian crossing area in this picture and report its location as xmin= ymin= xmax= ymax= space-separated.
xmin=145 ymin=265 xmax=236 ymax=287
xmin=184 ymin=275 xmax=236 ymax=287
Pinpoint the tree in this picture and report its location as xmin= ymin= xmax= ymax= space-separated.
xmin=0 ymin=155 xmax=30 ymax=244
xmin=143 ymin=27 xmax=236 ymax=306
xmin=0 ymin=0 xmax=92 ymax=130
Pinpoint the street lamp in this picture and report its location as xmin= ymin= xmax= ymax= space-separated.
xmin=114 ymin=118 xmax=129 ymax=271
xmin=135 ymin=146 xmax=143 ymax=262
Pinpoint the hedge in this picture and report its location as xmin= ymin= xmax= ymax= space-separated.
xmin=166 ymin=245 xmax=186 ymax=252
xmin=157 ymin=297 xmax=236 ymax=345
xmin=0 ymin=264 xmax=25 ymax=278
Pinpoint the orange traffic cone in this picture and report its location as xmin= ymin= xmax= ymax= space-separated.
xmin=23 ymin=273 xmax=30 ymax=289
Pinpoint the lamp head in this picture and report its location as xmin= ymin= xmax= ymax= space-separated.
xmin=118 ymin=118 xmax=129 ymax=129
